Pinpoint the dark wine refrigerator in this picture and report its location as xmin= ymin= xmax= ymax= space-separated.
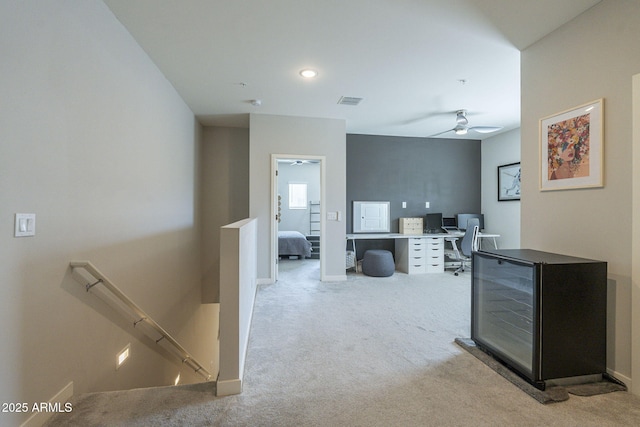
xmin=471 ymin=249 xmax=607 ymax=390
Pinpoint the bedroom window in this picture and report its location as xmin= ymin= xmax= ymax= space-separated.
xmin=288 ymin=182 xmax=307 ymax=209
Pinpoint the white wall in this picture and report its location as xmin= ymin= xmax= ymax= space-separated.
xmin=249 ymin=114 xmax=346 ymax=282
xmin=521 ymin=0 xmax=640 ymax=387
xmin=632 ymin=73 xmax=640 ymax=395
xmin=201 ymin=126 xmax=249 ymax=303
xmin=0 ymin=2 xmax=216 ymax=424
xmin=481 ymin=128 xmax=521 ymax=249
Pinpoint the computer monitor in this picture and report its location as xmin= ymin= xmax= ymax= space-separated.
xmin=425 ymin=213 xmax=443 ymax=233
xmin=456 ymin=213 xmax=484 ymax=231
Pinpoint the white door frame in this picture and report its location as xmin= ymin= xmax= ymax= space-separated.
xmin=271 ymin=154 xmax=326 ymax=281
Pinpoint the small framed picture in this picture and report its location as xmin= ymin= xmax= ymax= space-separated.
xmin=540 ymin=99 xmax=604 ymax=191
xmin=498 ymin=162 xmax=521 ymax=201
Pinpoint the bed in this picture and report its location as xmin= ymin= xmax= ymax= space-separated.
xmin=278 ymin=231 xmax=312 ymax=259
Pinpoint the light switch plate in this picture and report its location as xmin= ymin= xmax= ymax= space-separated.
xmin=15 ymin=213 xmax=36 ymax=237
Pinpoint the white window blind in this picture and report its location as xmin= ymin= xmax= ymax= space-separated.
xmin=288 ymin=183 xmax=307 ymax=209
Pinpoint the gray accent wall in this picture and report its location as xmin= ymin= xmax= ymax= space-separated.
xmin=347 ymin=134 xmax=481 ymax=256
xmin=347 ymin=134 xmax=481 ymax=230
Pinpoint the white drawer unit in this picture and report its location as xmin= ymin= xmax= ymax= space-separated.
xmin=395 ymin=236 xmax=444 ymax=274
xmin=424 ymin=237 xmax=444 ymax=273
xmin=408 ymin=237 xmax=426 ymax=252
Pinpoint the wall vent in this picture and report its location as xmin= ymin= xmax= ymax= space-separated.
xmin=337 ymin=96 xmax=363 ymax=106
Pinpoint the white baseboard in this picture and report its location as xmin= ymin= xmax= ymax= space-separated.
xmin=216 ymin=378 xmax=242 ymax=396
xmin=607 ymin=368 xmax=632 ymax=390
xmin=20 ymin=381 xmax=73 ymax=427
xmin=256 ymin=278 xmax=273 ymax=285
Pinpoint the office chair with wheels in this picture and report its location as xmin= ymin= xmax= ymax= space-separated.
xmin=447 ymin=218 xmax=480 ymax=276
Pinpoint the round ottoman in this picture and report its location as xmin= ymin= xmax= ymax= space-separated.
xmin=362 ymin=249 xmax=395 ymax=277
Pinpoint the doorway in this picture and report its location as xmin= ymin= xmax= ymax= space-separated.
xmin=271 ymin=154 xmax=325 ymax=282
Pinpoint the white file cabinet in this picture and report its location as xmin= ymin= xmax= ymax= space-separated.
xmin=424 ymin=237 xmax=445 ymax=273
xmin=395 ymin=236 xmax=444 ymax=274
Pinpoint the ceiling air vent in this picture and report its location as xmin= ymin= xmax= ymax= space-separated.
xmin=337 ymin=96 xmax=363 ymax=106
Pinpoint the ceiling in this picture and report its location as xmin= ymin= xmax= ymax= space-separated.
xmin=103 ymin=0 xmax=601 ymax=139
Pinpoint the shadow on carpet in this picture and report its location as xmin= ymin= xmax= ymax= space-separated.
xmin=455 ymin=338 xmax=626 ymax=404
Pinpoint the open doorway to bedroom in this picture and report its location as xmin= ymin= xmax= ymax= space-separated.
xmin=272 ymin=155 xmax=324 ymax=281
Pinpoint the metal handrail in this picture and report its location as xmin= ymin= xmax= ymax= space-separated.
xmin=69 ymin=260 xmax=212 ymax=381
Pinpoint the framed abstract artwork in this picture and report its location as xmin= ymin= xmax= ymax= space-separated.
xmin=539 ymin=99 xmax=603 ymax=191
xmin=498 ymin=162 xmax=521 ymax=201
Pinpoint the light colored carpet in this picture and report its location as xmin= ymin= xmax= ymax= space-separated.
xmin=47 ymin=259 xmax=640 ymax=426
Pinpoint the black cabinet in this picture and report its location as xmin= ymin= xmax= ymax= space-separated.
xmin=471 ymin=249 xmax=607 ymax=390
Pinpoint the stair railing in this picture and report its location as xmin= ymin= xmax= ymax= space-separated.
xmin=69 ymin=260 xmax=212 ymax=381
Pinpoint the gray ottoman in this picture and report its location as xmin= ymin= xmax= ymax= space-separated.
xmin=362 ymin=249 xmax=395 ymax=277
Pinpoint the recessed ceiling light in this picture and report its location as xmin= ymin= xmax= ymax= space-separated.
xmin=299 ymin=69 xmax=318 ymax=78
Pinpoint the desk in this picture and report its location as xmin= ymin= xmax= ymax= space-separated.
xmin=346 ymin=232 xmax=500 ymax=274
xmin=346 ymin=233 xmax=453 ymax=274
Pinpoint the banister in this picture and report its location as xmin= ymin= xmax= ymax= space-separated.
xmin=69 ymin=260 xmax=212 ymax=381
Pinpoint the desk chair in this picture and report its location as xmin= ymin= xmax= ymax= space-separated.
xmin=446 ymin=218 xmax=480 ymax=276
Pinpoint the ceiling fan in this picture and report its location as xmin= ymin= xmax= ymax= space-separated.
xmin=289 ymin=160 xmax=319 ymax=166
xmin=430 ymin=110 xmax=502 ymax=137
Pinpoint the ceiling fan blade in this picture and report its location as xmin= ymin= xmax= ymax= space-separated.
xmin=402 ymin=111 xmax=456 ymax=126
xmin=469 ymin=126 xmax=503 ymax=134
xmin=428 ymin=128 xmax=455 ymax=137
